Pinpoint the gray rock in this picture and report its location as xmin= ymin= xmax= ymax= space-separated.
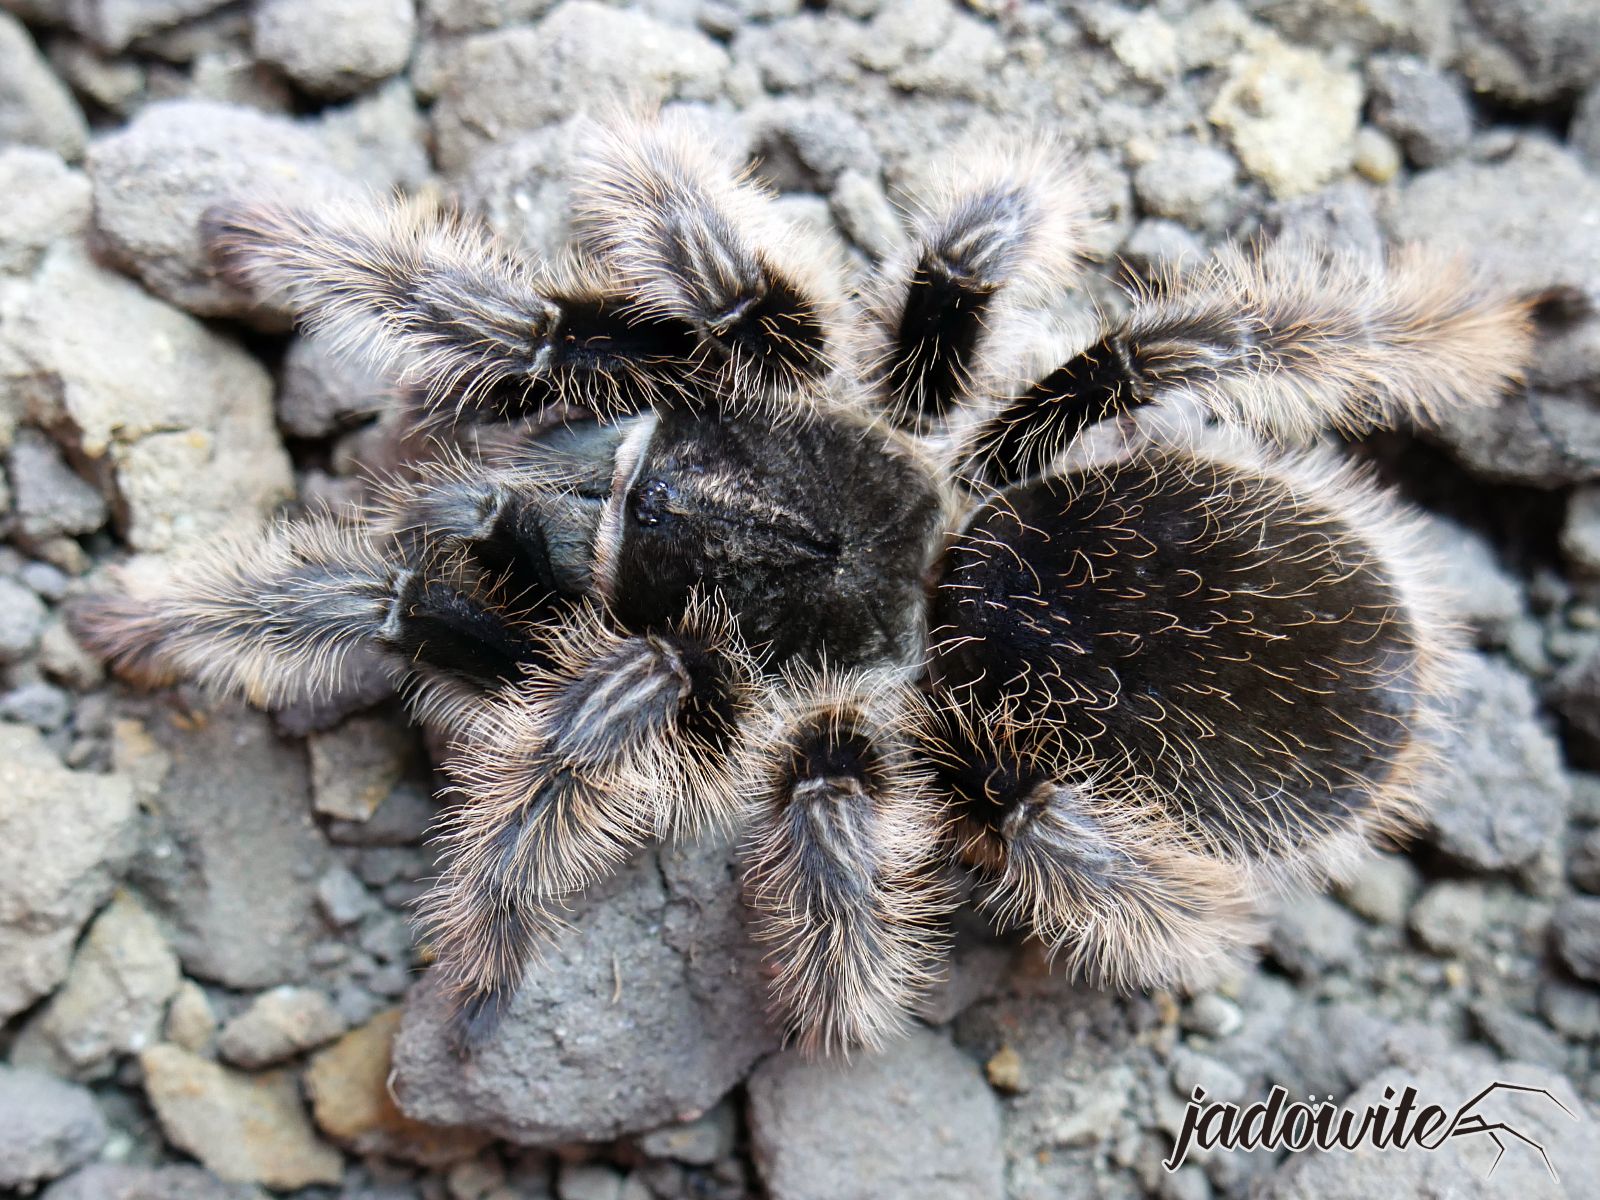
xmin=123 ymin=706 xmax=333 ymax=989
xmin=830 ymin=168 xmax=906 ymax=259
xmin=0 ymin=575 xmax=46 ymax=662
xmin=1468 ymin=1001 xmax=1568 ymax=1071
xmin=316 ymin=863 xmax=380 ymax=927
xmin=11 ymin=892 xmax=180 ymax=1080
xmin=0 ymin=1067 xmax=107 ymax=1191
xmin=392 ymin=836 xmax=778 ymax=1143
xmin=1562 ymin=485 xmax=1600 ymax=576
xmin=63 ymin=0 xmax=234 ymax=53
xmin=1335 ymin=853 xmax=1420 ymax=927
xmin=556 ymin=1163 xmax=625 ymax=1200
xmin=1569 ymin=826 xmax=1600 ymax=893
xmin=0 ymin=723 xmax=136 ymax=1021
xmin=164 ymin=980 xmax=219 ymax=1054
xmin=326 ymin=779 xmax=439 ymax=847
xmin=1551 ymin=895 xmax=1600 ymax=983
xmin=0 ymin=13 xmax=89 ymax=162
xmin=8 ymin=427 xmax=108 ymax=543
xmin=1410 ymin=881 xmax=1488 ymax=956
xmin=1269 ymin=892 xmax=1363 ymax=978
xmin=1 ymin=243 xmax=293 ymax=551
xmin=1426 ymin=654 xmax=1568 ymax=873
xmin=1366 ymin=54 xmax=1472 ymax=167
xmin=1419 ymin=513 xmax=1523 ymax=640
xmin=1132 ymin=139 xmax=1238 ymax=231
xmin=452 ymin=119 xmax=584 ymax=259
xmin=1240 ymin=0 xmax=1454 ymax=61
xmin=1457 ymin=0 xmax=1600 ymax=106
xmin=1552 ymin=643 xmax=1600 ymax=747
xmin=430 ymin=2 xmax=729 ymax=172
xmin=1387 ymin=140 xmax=1600 ymax=487
xmin=87 ymin=99 xmax=355 ymax=317
xmin=217 ymin=985 xmax=348 ymax=1068
xmin=1121 ymin=218 xmax=1205 ymax=271
xmin=744 ymin=98 xmax=880 ymax=191
xmin=0 ymin=147 xmax=91 ymax=275
xmin=43 ymin=1164 xmax=267 ymax=1200
xmin=314 ymin=79 xmax=432 ymax=192
xmin=748 ymin=1027 xmax=1003 ymax=1200
xmin=253 ymin=0 xmax=416 ymax=100
xmin=1261 ymin=1053 xmax=1596 ymax=1197
xmin=0 ymin=680 xmax=73 ymax=730
xmin=1539 ymin=979 xmax=1600 ymax=1040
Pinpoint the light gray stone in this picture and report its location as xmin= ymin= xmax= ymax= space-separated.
xmin=748 ymin=1027 xmax=1003 ymax=1200
xmin=1562 ymin=485 xmax=1600 ymax=576
xmin=430 ymin=2 xmax=729 ymax=172
xmin=0 ymin=575 xmax=46 ymax=662
xmin=1132 ymin=139 xmax=1238 ymax=231
xmin=43 ymin=1164 xmax=267 ymax=1200
xmin=0 ymin=723 xmax=136 ymax=1022
xmin=1551 ymin=895 xmax=1600 ymax=983
xmin=253 ymin=0 xmax=416 ymax=100
xmin=217 ymin=985 xmax=349 ymax=1068
xmin=8 ymin=427 xmax=108 ymax=543
xmin=1457 ymin=0 xmax=1600 ymax=106
xmin=63 ymin=0 xmax=234 ymax=53
xmin=11 ymin=892 xmax=181 ymax=1080
xmin=87 ymin=99 xmax=355 ymax=317
xmin=0 ymin=147 xmax=91 ymax=275
xmin=0 ymin=13 xmax=88 ymax=162
xmin=1367 ymin=53 xmax=1472 ymax=167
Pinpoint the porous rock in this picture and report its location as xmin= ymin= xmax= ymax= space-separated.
xmin=0 ymin=13 xmax=88 ymax=162
xmin=11 ymin=892 xmax=181 ymax=1080
xmin=0 ymin=147 xmax=91 ymax=276
xmin=2 ymin=244 xmax=292 ymax=551
xmin=1426 ymin=654 xmax=1568 ymax=873
xmin=1366 ymin=53 xmax=1472 ymax=168
xmin=748 ymin=1027 xmax=1004 ymax=1200
xmin=392 ymin=836 xmax=778 ymax=1143
xmin=140 ymin=1044 xmax=344 ymax=1189
xmin=0 ymin=723 xmax=136 ymax=1022
xmin=430 ymin=2 xmax=729 ymax=172
xmin=121 ymin=706 xmax=333 ymax=989
xmin=253 ymin=0 xmax=416 ymax=99
xmin=87 ymin=99 xmax=356 ymax=317
xmin=0 ymin=1067 xmax=107 ymax=1191
xmin=1456 ymin=0 xmax=1600 ymax=106
xmin=1387 ymin=139 xmax=1600 ymax=487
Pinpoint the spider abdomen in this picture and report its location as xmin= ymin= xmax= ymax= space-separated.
xmin=929 ymin=444 xmax=1449 ymax=865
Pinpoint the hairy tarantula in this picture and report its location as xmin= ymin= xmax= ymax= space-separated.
xmin=78 ymin=114 xmax=1535 ymax=1056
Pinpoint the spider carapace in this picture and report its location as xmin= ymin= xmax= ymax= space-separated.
xmin=78 ymin=113 xmax=1534 ymax=1055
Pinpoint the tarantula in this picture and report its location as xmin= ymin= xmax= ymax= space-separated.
xmin=78 ymin=114 xmax=1534 ymax=1056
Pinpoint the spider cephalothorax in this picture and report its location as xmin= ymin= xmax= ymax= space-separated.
xmin=77 ymin=113 xmax=1534 ymax=1056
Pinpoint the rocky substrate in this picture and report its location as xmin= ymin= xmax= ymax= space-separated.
xmin=1 ymin=0 xmax=1599 ymax=1197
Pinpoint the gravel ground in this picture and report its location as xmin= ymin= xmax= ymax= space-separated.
xmin=1 ymin=0 xmax=1599 ymax=1197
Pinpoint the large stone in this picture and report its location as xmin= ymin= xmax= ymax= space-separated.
xmin=748 ymin=1028 xmax=1004 ymax=1200
xmin=1366 ymin=53 xmax=1472 ymax=168
xmin=392 ymin=836 xmax=778 ymax=1143
xmin=11 ymin=892 xmax=181 ymax=1080
xmin=308 ymin=713 xmax=415 ymax=822
xmin=0 ymin=724 xmax=137 ymax=1022
xmin=121 ymin=707 xmax=333 ymax=990
xmin=253 ymin=0 xmax=417 ymax=100
xmin=306 ymin=1008 xmax=492 ymax=1166
xmin=1457 ymin=0 xmax=1600 ymax=106
xmin=0 ymin=147 xmax=91 ymax=277
xmin=0 ymin=13 xmax=88 ymax=162
xmin=8 ymin=426 xmax=108 ymax=543
xmin=1386 ymin=139 xmax=1600 ymax=487
xmin=87 ymin=100 xmax=355 ymax=317
xmin=2 ymin=243 xmax=292 ymax=551
xmin=140 ymin=1045 xmax=344 ymax=1189
xmin=43 ymin=1164 xmax=266 ymax=1200
xmin=1551 ymin=895 xmax=1600 ymax=984
xmin=0 ymin=1067 xmax=107 ymax=1191
xmin=1426 ymin=655 xmax=1569 ymax=873
xmin=430 ymin=2 xmax=729 ymax=172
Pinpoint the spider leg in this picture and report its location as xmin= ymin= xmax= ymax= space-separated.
xmin=740 ymin=668 xmax=954 ymax=1056
xmin=925 ymin=697 xmax=1259 ymax=990
xmin=865 ymin=139 xmax=1096 ymax=429
xmin=958 ymin=238 xmax=1534 ymax=488
xmin=421 ymin=595 xmax=758 ymax=1050
xmin=204 ymin=197 xmax=703 ymax=420
xmin=930 ymin=432 xmax=1464 ymax=899
xmin=571 ymin=113 xmax=846 ymax=404
xmin=71 ymin=464 xmax=604 ymax=728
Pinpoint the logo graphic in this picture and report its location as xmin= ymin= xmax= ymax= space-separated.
xmin=1165 ymin=1079 xmax=1579 ymax=1180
